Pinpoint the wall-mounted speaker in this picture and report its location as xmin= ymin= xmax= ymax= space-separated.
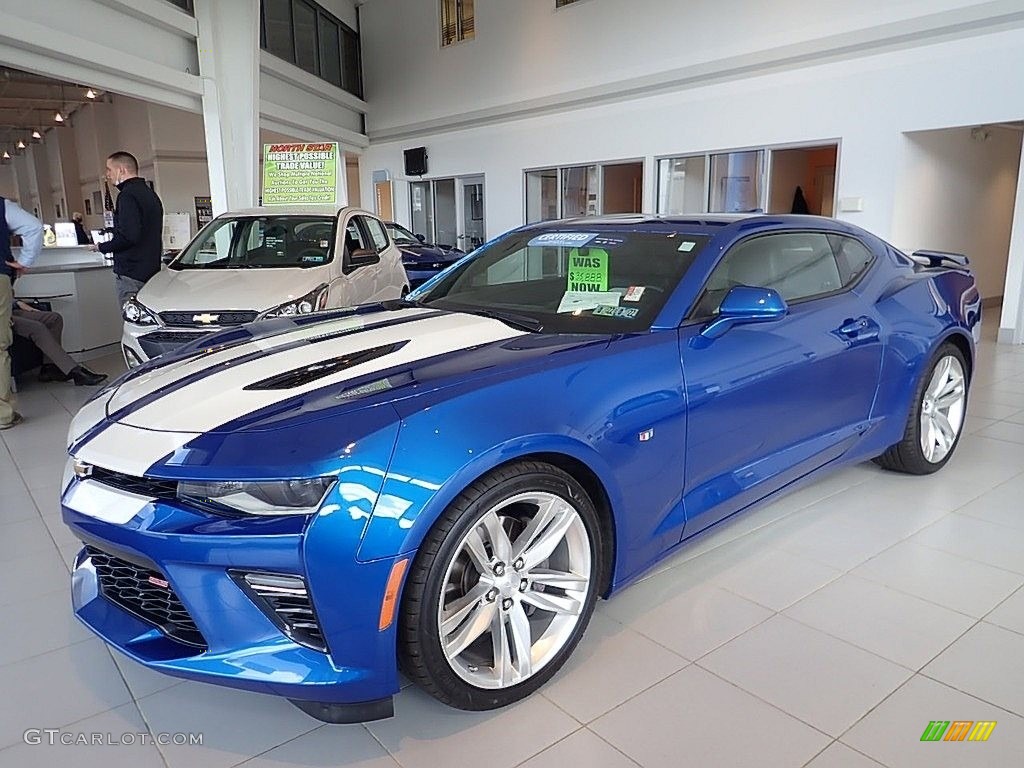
xmin=404 ymin=147 xmax=428 ymax=176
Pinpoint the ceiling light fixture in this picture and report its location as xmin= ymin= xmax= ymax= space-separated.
xmin=16 ymin=139 xmax=26 ymax=150
xmin=85 ymin=88 xmax=97 ymax=99
xmin=31 ymin=129 xmax=42 ymax=142
xmin=54 ymin=111 xmax=64 ymax=123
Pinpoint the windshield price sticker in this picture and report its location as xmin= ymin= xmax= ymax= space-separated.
xmin=567 ymin=249 xmax=609 ymax=291
xmin=557 ymin=290 xmax=621 ymax=314
xmin=527 ymin=232 xmax=598 ymax=248
xmin=678 ymin=240 xmax=697 ymax=252
xmin=624 ymin=286 xmax=645 ymax=302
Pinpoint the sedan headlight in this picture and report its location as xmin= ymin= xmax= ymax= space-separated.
xmin=122 ymin=298 xmax=158 ymax=325
xmin=259 ymin=284 xmax=329 ymax=319
xmin=177 ymin=478 xmax=334 ymax=516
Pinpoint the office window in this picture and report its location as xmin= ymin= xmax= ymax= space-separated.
xmin=165 ymin=0 xmax=193 ymax=12
xmin=555 ymin=0 xmax=582 ymax=6
xmin=441 ymin=0 xmax=475 ymax=47
xmin=657 ymin=156 xmax=707 ymax=215
xmin=260 ymin=0 xmax=363 ymax=98
xmin=709 ymin=150 xmax=764 ymax=213
xmin=319 ymin=15 xmax=342 ymax=87
xmin=293 ymin=0 xmax=319 ymax=75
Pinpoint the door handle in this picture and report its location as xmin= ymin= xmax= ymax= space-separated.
xmin=838 ymin=318 xmax=869 ymax=336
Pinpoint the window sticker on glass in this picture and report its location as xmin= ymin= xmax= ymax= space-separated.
xmin=678 ymin=241 xmax=697 ymax=252
xmin=527 ymin=232 xmax=597 ymax=248
xmin=624 ymin=286 xmax=645 ymax=302
xmin=567 ymin=248 xmax=609 ymax=291
xmin=319 ymin=240 xmax=330 ymax=248
xmin=301 ymin=255 xmax=325 ymax=263
xmin=593 ymin=305 xmax=639 ymax=319
xmin=556 ymin=290 xmax=621 ymax=314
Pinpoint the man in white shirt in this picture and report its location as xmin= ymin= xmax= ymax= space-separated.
xmin=1 ymin=196 xmax=44 ymax=429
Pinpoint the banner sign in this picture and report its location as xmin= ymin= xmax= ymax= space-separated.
xmin=262 ymin=143 xmax=338 ymax=205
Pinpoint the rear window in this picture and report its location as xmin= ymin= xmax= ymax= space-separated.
xmin=171 ymin=216 xmax=336 ymax=270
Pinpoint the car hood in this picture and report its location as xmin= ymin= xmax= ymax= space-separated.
xmin=398 ymin=245 xmax=461 ymax=263
xmin=137 ymin=266 xmax=328 ymax=313
xmin=73 ymin=306 xmax=607 ymax=441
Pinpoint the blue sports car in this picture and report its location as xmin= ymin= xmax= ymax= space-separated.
xmin=62 ymin=214 xmax=980 ymax=723
xmin=385 ymin=220 xmax=464 ymax=288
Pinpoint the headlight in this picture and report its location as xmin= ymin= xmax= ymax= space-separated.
xmin=177 ymin=478 xmax=334 ymax=516
xmin=260 ymin=284 xmax=329 ymax=319
xmin=122 ymin=298 xmax=158 ymax=325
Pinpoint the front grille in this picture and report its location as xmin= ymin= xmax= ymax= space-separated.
xmin=87 ymin=546 xmax=206 ymax=650
xmin=140 ymin=330 xmax=209 ymax=343
xmin=159 ymin=310 xmax=258 ymax=327
xmin=90 ymin=467 xmax=178 ymax=500
xmin=232 ymin=571 xmax=327 ymax=652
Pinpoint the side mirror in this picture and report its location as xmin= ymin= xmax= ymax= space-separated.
xmin=348 ymin=247 xmax=381 ymax=269
xmin=700 ymin=286 xmax=787 ymax=340
xmin=415 ymin=233 xmax=426 ymax=243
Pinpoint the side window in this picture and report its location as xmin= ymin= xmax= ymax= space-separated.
xmin=362 ymin=216 xmax=390 ymax=252
xmin=828 ymin=234 xmax=875 ymax=287
xmin=343 ymin=217 xmax=370 ymax=254
xmin=692 ymin=232 xmax=843 ymax=317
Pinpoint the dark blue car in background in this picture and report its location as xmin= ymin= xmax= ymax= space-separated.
xmin=386 ymin=221 xmax=464 ymax=287
xmin=62 ymin=214 xmax=980 ymax=724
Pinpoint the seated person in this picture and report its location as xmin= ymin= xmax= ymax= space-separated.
xmin=11 ymin=301 xmax=107 ymax=386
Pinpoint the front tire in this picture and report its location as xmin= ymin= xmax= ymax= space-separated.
xmin=874 ymin=342 xmax=969 ymax=474
xmin=398 ymin=461 xmax=603 ymax=711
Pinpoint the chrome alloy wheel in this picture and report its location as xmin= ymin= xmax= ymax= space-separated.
xmin=437 ymin=491 xmax=593 ymax=689
xmin=920 ymin=354 xmax=967 ymax=463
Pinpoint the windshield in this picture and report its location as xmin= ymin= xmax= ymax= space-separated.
xmin=171 ymin=216 xmax=336 ymax=270
xmin=386 ymin=222 xmax=421 ymax=246
xmin=414 ymin=228 xmax=708 ymax=333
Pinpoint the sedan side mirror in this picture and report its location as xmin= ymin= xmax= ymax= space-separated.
xmin=700 ymin=286 xmax=788 ymax=340
xmin=415 ymin=233 xmax=426 ymax=243
xmin=347 ymin=247 xmax=381 ymax=271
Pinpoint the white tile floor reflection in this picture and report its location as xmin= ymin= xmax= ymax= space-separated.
xmin=1 ymin=324 xmax=1023 ymax=768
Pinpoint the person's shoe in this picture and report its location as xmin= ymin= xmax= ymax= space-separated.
xmin=0 ymin=412 xmax=23 ymax=430
xmin=70 ymin=366 xmax=108 ymax=387
xmin=38 ymin=363 xmax=69 ymax=383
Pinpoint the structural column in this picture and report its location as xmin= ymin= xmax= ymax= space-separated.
xmin=194 ymin=0 xmax=259 ymax=215
xmin=999 ymin=155 xmax=1024 ymax=345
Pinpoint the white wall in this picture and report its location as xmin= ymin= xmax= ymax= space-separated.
xmin=892 ymin=127 xmax=1022 ymax=301
xmin=360 ymin=0 xmax=1012 ymax=136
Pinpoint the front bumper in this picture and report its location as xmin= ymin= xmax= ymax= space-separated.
xmin=62 ymin=479 xmax=403 ymax=718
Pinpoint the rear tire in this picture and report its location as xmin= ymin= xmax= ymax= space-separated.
xmin=874 ymin=342 xmax=968 ymax=474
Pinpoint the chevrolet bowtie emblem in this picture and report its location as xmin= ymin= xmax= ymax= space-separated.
xmin=193 ymin=313 xmax=220 ymax=324
xmin=73 ymin=458 xmax=93 ymax=480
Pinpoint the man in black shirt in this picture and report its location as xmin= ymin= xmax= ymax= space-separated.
xmin=94 ymin=152 xmax=164 ymax=306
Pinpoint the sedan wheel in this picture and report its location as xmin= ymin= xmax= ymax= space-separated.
xmin=400 ymin=462 xmax=603 ymax=710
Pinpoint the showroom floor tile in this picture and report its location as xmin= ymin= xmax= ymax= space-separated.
xmin=1 ymin=334 xmax=1023 ymax=767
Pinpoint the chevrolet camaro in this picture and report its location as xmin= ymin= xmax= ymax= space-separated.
xmin=62 ymin=214 xmax=980 ymax=723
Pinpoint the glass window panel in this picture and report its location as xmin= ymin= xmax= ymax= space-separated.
xmin=525 ymin=169 xmax=559 ymax=223
xmin=460 ymin=0 xmax=475 ymax=40
xmin=293 ymin=0 xmax=319 ymax=75
xmin=709 ymin=150 xmax=763 ymax=213
xmin=657 ymin=156 xmax=707 ymax=215
xmin=263 ymin=0 xmax=295 ymax=63
xmin=341 ymin=26 xmax=362 ymax=96
xmin=319 ymin=15 xmax=342 ymax=87
xmin=560 ymin=165 xmax=598 ymax=218
xmin=410 ymin=181 xmax=434 ymax=242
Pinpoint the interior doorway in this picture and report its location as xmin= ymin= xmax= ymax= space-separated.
xmin=767 ymin=144 xmax=838 ymax=216
xmin=409 ymin=175 xmax=486 ymax=249
xmin=602 ymin=162 xmax=643 ymax=214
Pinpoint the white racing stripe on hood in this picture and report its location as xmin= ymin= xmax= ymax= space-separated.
xmin=107 ymin=309 xmax=430 ymax=413
xmin=68 ymin=391 xmax=114 ymax=447
xmin=74 ymin=422 xmax=201 ymax=476
xmin=114 ymin=311 xmax=526 ymax=434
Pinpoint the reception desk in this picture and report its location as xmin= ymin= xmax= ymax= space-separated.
xmin=11 ymin=245 xmax=123 ymax=361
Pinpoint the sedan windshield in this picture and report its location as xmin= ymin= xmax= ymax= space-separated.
xmin=171 ymin=216 xmax=336 ymax=270
xmin=414 ymin=228 xmax=708 ymax=333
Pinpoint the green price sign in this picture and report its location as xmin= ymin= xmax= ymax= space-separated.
xmin=262 ymin=142 xmax=338 ymax=205
xmin=567 ymin=249 xmax=609 ymax=291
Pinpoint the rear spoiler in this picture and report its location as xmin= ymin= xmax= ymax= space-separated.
xmin=911 ymin=250 xmax=970 ymax=268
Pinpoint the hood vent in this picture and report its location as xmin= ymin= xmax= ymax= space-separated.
xmin=243 ymin=341 xmax=408 ymax=390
